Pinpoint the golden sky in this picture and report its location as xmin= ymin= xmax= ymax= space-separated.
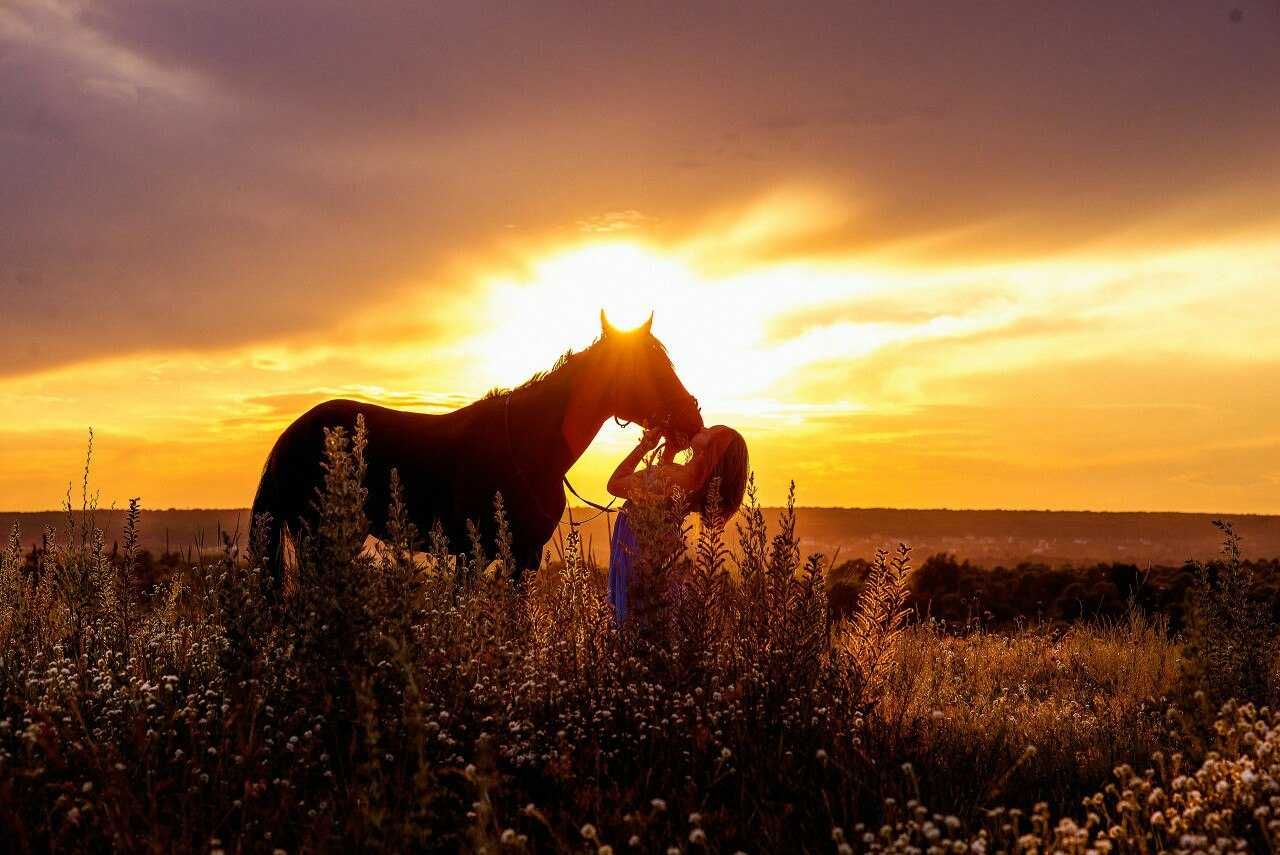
xmin=3 ymin=2 xmax=1279 ymax=512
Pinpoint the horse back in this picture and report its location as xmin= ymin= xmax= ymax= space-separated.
xmin=253 ymin=398 xmax=502 ymax=542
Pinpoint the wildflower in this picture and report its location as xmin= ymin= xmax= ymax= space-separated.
xmin=581 ymin=824 xmax=597 ymax=840
xmin=689 ymin=828 xmax=706 ymax=845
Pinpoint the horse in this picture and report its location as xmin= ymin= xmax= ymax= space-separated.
xmin=250 ymin=311 xmax=703 ymax=586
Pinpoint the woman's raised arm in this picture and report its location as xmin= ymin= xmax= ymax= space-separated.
xmin=607 ymin=426 xmax=663 ymax=500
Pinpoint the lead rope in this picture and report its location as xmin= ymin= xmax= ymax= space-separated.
xmin=563 ymin=475 xmax=618 ymax=516
xmin=559 ymin=413 xmax=629 ymax=525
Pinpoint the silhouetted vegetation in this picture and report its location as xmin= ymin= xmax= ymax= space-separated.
xmin=830 ymin=548 xmax=1280 ymax=635
xmin=4 ymin=425 xmax=1280 ymax=851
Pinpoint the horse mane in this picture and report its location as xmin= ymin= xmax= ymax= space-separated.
xmin=482 ymin=336 xmax=601 ymax=400
xmin=481 ymin=331 xmax=674 ymax=401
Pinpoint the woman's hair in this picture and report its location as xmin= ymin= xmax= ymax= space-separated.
xmin=686 ymin=426 xmax=750 ymax=521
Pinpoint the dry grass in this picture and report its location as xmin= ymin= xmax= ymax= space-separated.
xmin=874 ymin=613 xmax=1177 ymax=814
xmin=0 ymin=421 xmax=1275 ymax=853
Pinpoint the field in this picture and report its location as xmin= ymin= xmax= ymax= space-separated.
xmin=8 ymin=505 xmax=1280 ymax=570
xmin=4 ymin=432 xmax=1280 ymax=853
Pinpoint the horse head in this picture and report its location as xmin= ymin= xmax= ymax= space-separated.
xmin=596 ymin=309 xmax=704 ymax=444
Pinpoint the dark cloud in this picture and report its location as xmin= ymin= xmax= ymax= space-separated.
xmin=4 ymin=1 xmax=1280 ymax=373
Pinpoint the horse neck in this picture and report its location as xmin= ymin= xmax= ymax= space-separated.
xmin=511 ymin=352 xmax=613 ymax=476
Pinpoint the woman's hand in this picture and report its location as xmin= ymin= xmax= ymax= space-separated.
xmin=639 ymin=425 xmax=663 ymax=451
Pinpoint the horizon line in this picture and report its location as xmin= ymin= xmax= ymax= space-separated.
xmin=2 ymin=505 xmax=1278 ymax=519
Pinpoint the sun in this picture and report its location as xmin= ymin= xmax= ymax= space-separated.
xmin=476 ymin=242 xmax=733 ymax=393
xmin=545 ymin=243 xmax=690 ymax=331
xmin=470 ymin=236 xmax=879 ymax=412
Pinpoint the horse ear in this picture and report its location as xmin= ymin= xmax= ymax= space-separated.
xmin=640 ymin=311 xmax=653 ymax=335
xmin=600 ymin=308 xmax=618 ymax=337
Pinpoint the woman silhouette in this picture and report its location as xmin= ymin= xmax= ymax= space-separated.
xmin=605 ymin=424 xmax=750 ymax=622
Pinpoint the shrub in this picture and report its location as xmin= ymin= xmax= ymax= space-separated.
xmin=1180 ymin=521 xmax=1280 ymax=707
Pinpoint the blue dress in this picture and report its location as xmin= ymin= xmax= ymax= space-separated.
xmin=607 ymin=505 xmax=637 ymax=623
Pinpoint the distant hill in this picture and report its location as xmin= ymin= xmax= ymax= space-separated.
xmin=3 ymin=506 xmax=1276 ymax=567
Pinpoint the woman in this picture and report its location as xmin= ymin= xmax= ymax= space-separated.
xmin=606 ymin=424 xmax=750 ymax=623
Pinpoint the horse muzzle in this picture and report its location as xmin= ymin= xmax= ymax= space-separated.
xmin=666 ymin=398 xmax=704 ymax=441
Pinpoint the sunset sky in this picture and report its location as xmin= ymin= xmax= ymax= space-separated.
xmin=3 ymin=2 xmax=1280 ymax=513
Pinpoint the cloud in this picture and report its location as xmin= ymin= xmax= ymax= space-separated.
xmin=5 ymin=1 xmax=1280 ymax=512
xmin=577 ymin=210 xmax=656 ymax=234
xmin=3 ymin=0 xmax=1279 ymax=378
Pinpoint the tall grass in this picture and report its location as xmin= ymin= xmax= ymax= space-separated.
xmin=0 ymin=422 xmax=1274 ymax=852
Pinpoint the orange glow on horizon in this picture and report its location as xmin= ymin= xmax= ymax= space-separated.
xmin=3 ymin=191 xmax=1280 ymax=514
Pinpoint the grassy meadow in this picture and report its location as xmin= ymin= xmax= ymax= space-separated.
xmin=3 ymin=423 xmax=1280 ymax=853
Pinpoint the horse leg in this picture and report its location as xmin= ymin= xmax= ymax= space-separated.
xmin=514 ymin=542 xmax=544 ymax=584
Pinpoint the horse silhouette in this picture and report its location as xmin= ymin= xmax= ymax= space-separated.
xmin=251 ymin=311 xmax=703 ymax=585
